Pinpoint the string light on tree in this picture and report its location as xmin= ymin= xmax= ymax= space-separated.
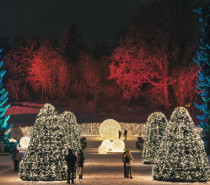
xmin=60 ymin=111 xmax=81 ymax=154
xmin=111 ymin=139 xmax=125 ymax=152
xmin=142 ymin=112 xmax=168 ymax=164
xmin=153 ymin=107 xmax=210 ymax=182
xmin=19 ymin=103 xmax=68 ymax=181
xmin=99 ymin=119 xmax=121 ymax=140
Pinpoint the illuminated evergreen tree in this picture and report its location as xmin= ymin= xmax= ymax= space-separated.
xmin=194 ymin=6 xmax=210 ymax=154
xmin=59 ymin=111 xmax=81 ymax=154
xmin=19 ymin=104 xmax=68 ymax=181
xmin=153 ymin=107 xmax=210 ymax=182
xmin=142 ymin=112 xmax=168 ymax=164
xmin=0 ymin=48 xmax=16 ymax=152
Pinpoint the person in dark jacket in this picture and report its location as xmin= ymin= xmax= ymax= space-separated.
xmin=122 ymin=149 xmax=134 ymax=179
xmin=77 ymin=150 xmax=85 ymax=179
xmin=12 ymin=148 xmax=22 ymax=172
xmin=124 ymin=130 xmax=128 ymax=140
xmin=119 ymin=130 xmax=121 ymax=139
xmin=65 ymin=149 xmax=77 ymax=184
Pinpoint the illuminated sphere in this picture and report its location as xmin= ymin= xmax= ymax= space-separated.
xmin=98 ymin=145 xmax=108 ymax=154
xmin=102 ymin=140 xmax=112 ymax=150
xmin=20 ymin=136 xmax=31 ymax=148
xmin=99 ymin=119 xmax=121 ymax=140
xmin=111 ymin=139 xmax=125 ymax=152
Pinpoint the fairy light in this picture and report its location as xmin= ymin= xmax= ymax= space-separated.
xmin=60 ymin=111 xmax=81 ymax=154
xmin=19 ymin=103 xmax=68 ymax=181
xmin=98 ymin=145 xmax=108 ymax=154
xmin=99 ymin=119 xmax=121 ymax=140
xmin=153 ymin=107 xmax=210 ymax=182
xmin=142 ymin=112 xmax=168 ymax=164
xmin=111 ymin=139 xmax=125 ymax=152
xmin=102 ymin=139 xmax=112 ymax=150
xmin=19 ymin=137 xmax=31 ymax=148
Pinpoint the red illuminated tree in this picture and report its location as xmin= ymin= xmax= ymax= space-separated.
xmin=71 ymin=51 xmax=100 ymax=109
xmin=171 ymin=64 xmax=199 ymax=107
xmin=109 ymin=38 xmax=174 ymax=113
xmin=27 ymin=40 xmax=71 ymax=102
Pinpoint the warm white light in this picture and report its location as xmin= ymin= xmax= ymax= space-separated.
xmin=9 ymin=138 xmax=17 ymax=143
xmin=99 ymin=119 xmax=121 ymax=140
xmin=20 ymin=136 xmax=30 ymax=148
xmin=111 ymin=139 xmax=125 ymax=152
xmin=102 ymin=139 xmax=112 ymax=150
xmin=98 ymin=145 xmax=108 ymax=154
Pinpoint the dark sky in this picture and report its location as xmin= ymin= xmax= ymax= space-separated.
xmin=0 ymin=0 xmax=154 ymax=47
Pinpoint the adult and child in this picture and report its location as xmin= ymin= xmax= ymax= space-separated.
xmin=122 ymin=149 xmax=134 ymax=179
xmin=65 ymin=149 xmax=85 ymax=184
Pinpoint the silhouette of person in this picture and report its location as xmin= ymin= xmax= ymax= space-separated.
xmin=124 ymin=130 xmax=128 ymax=140
xmin=119 ymin=130 xmax=121 ymax=139
xmin=65 ymin=149 xmax=77 ymax=184
xmin=77 ymin=149 xmax=85 ymax=179
xmin=12 ymin=148 xmax=22 ymax=172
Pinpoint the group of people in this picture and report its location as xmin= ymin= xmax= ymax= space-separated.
xmin=122 ymin=149 xmax=134 ymax=179
xmin=65 ymin=149 xmax=85 ymax=184
xmin=119 ymin=129 xmax=128 ymax=140
xmin=12 ymin=143 xmax=134 ymax=183
xmin=11 ymin=148 xmax=85 ymax=184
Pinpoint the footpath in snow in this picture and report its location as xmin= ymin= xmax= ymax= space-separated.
xmin=0 ymin=135 xmax=210 ymax=185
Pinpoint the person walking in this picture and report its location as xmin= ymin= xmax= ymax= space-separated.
xmin=122 ymin=150 xmax=128 ymax=178
xmin=65 ymin=149 xmax=77 ymax=184
xmin=12 ymin=148 xmax=22 ymax=172
xmin=124 ymin=130 xmax=127 ymax=141
xmin=119 ymin=130 xmax=121 ymax=139
xmin=77 ymin=150 xmax=85 ymax=179
xmin=122 ymin=149 xmax=134 ymax=179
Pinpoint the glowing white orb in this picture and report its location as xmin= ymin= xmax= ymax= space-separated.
xmin=102 ymin=139 xmax=112 ymax=150
xmin=111 ymin=139 xmax=125 ymax=152
xmin=9 ymin=138 xmax=17 ymax=143
xmin=98 ymin=145 xmax=108 ymax=154
xmin=99 ymin=119 xmax=121 ymax=140
xmin=20 ymin=136 xmax=31 ymax=148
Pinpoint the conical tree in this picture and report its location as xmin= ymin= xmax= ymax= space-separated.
xmin=142 ymin=112 xmax=168 ymax=164
xmin=0 ymin=48 xmax=16 ymax=152
xmin=153 ymin=107 xmax=210 ymax=182
xmin=19 ymin=103 xmax=68 ymax=181
xmin=60 ymin=111 xmax=81 ymax=154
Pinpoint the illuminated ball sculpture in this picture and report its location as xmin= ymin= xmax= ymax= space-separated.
xmin=99 ymin=119 xmax=121 ymax=140
xmin=20 ymin=136 xmax=31 ymax=148
xmin=102 ymin=140 xmax=112 ymax=150
xmin=111 ymin=139 xmax=125 ymax=152
xmin=98 ymin=145 xmax=108 ymax=154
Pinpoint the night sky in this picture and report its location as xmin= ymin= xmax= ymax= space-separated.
xmin=0 ymin=0 xmax=155 ymax=47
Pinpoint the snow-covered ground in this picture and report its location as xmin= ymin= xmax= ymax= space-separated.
xmin=0 ymin=136 xmax=210 ymax=185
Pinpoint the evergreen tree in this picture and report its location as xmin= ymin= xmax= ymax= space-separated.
xmin=142 ymin=112 xmax=168 ymax=164
xmin=19 ymin=104 xmax=68 ymax=181
xmin=153 ymin=107 xmax=210 ymax=182
xmin=60 ymin=111 xmax=81 ymax=154
xmin=194 ymin=6 xmax=210 ymax=155
xmin=0 ymin=48 xmax=16 ymax=152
